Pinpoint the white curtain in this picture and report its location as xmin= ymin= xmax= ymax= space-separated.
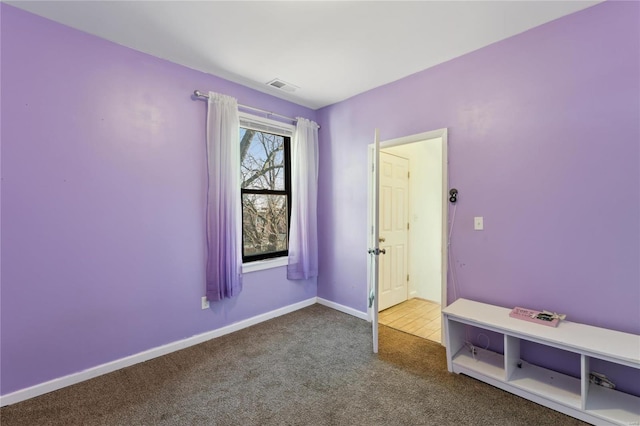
xmin=205 ymin=92 xmax=242 ymax=300
xmin=287 ymin=117 xmax=319 ymax=280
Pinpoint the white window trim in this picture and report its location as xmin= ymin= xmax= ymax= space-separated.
xmin=242 ymin=256 xmax=288 ymax=274
xmin=239 ymin=111 xmax=295 ymax=269
xmin=238 ymin=111 xmax=295 ymax=137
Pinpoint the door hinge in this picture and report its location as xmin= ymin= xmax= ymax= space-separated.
xmin=408 ymin=171 xmax=410 ymax=178
xmin=407 ymin=274 xmax=410 ymax=282
xmin=407 ymin=222 xmax=410 ymax=230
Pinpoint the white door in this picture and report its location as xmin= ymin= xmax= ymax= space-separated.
xmin=368 ymin=129 xmax=381 ymax=353
xmin=378 ymin=152 xmax=409 ymax=311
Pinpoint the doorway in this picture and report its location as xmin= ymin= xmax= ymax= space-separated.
xmin=367 ymin=129 xmax=448 ymax=346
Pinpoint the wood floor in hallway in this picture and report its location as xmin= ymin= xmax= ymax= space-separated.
xmin=378 ymin=298 xmax=441 ymax=343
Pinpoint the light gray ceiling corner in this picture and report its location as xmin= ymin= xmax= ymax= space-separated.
xmin=5 ymin=0 xmax=603 ymax=110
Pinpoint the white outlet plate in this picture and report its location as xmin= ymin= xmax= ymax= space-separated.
xmin=201 ymin=296 xmax=210 ymax=310
xmin=474 ymin=216 xmax=484 ymax=230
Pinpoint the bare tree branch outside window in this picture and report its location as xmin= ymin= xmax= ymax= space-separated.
xmin=240 ymin=128 xmax=290 ymax=260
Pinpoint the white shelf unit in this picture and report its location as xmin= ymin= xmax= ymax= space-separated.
xmin=443 ymin=299 xmax=640 ymax=426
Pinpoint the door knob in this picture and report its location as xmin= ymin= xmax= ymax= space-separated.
xmin=379 ymin=237 xmax=386 ymax=242
xmin=367 ymin=248 xmax=386 ymax=255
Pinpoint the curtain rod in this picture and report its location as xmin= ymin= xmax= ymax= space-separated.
xmin=193 ymin=90 xmax=298 ymax=124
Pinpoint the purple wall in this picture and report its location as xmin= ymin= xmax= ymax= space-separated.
xmin=2 ymin=0 xmax=639 ymax=400
xmin=317 ymin=0 xmax=639 ymax=377
xmin=0 ymin=4 xmax=316 ymax=396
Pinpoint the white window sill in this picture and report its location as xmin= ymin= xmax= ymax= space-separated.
xmin=242 ymin=256 xmax=288 ymax=274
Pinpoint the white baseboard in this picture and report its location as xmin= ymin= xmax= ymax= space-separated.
xmin=0 ymin=297 xmax=316 ymax=407
xmin=316 ymin=297 xmax=369 ymax=321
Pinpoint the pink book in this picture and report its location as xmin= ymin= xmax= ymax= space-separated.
xmin=509 ymin=307 xmax=560 ymax=327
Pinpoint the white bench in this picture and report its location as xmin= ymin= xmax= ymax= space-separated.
xmin=442 ymin=298 xmax=640 ymax=426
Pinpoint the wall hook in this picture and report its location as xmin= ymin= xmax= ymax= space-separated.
xmin=449 ymin=188 xmax=458 ymax=203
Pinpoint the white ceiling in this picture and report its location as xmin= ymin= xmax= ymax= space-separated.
xmin=7 ymin=1 xmax=601 ymax=110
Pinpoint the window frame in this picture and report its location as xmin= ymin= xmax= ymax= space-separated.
xmin=239 ymin=113 xmax=294 ymax=264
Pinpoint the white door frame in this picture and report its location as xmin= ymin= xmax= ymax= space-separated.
xmin=367 ymin=128 xmax=449 ymax=344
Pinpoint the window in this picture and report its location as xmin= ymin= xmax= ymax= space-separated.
xmin=240 ymin=121 xmax=292 ymax=263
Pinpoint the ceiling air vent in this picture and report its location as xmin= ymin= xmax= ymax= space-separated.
xmin=266 ymin=78 xmax=299 ymax=93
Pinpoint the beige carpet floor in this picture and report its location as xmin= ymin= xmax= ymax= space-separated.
xmin=0 ymin=304 xmax=588 ymax=425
